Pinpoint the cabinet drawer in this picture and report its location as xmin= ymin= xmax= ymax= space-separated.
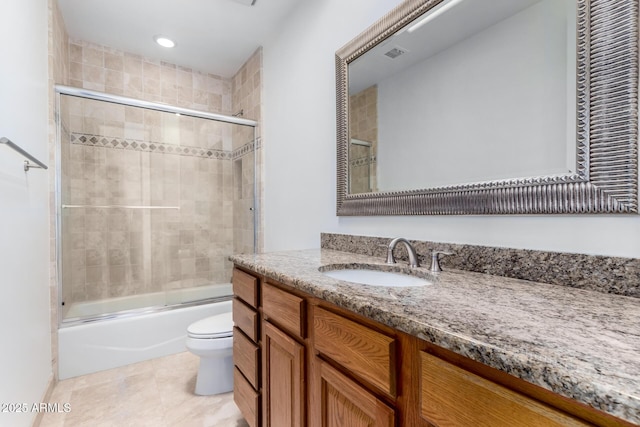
xmin=420 ymin=351 xmax=590 ymax=427
xmin=313 ymin=307 xmax=396 ymax=397
xmin=262 ymin=282 xmax=305 ymax=339
xmin=233 ymin=298 xmax=259 ymax=342
xmin=233 ymin=268 xmax=258 ymax=308
xmin=234 ymin=367 xmax=260 ymax=427
xmin=234 ymin=327 xmax=260 ymax=389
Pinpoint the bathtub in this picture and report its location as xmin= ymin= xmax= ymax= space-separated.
xmin=58 ymin=285 xmax=232 ymax=380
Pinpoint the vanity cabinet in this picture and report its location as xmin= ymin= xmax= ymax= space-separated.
xmin=232 ymin=265 xmax=633 ymax=427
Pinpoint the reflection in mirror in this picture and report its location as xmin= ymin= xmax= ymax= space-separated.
xmin=349 ymin=138 xmax=375 ymax=193
xmin=348 ymin=0 xmax=577 ymax=192
xmin=336 ymin=0 xmax=638 ymax=215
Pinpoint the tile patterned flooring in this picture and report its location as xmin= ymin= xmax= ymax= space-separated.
xmin=39 ymin=352 xmax=248 ymax=427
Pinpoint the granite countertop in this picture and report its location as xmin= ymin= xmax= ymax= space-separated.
xmin=230 ymin=249 xmax=640 ymax=425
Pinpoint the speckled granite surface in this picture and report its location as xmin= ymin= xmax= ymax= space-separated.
xmin=230 ymin=249 xmax=640 ymax=425
xmin=321 ymin=233 xmax=640 ymax=298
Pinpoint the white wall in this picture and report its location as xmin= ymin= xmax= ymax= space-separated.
xmin=0 ymin=0 xmax=52 ymax=425
xmin=264 ymin=1 xmax=640 ymax=258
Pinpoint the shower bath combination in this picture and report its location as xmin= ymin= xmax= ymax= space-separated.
xmin=54 ymin=85 xmax=258 ymax=378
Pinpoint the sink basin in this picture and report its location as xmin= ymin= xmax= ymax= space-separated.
xmin=321 ymin=268 xmax=431 ymax=287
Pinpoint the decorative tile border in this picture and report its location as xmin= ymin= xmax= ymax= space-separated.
xmin=350 ymin=155 xmax=376 ymax=167
xmin=321 ymin=233 xmax=640 ymax=298
xmin=70 ymin=132 xmax=260 ymax=161
xmin=232 ymin=137 xmax=261 ymax=160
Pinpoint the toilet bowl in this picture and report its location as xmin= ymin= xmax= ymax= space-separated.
xmin=185 ymin=311 xmax=234 ymax=395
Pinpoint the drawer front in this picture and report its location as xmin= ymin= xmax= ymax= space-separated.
xmin=234 ymin=367 xmax=260 ymax=427
xmin=234 ymin=327 xmax=260 ymax=389
xmin=262 ymin=282 xmax=305 ymax=339
xmin=313 ymin=307 xmax=396 ymax=397
xmin=233 ymin=298 xmax=259 ymax=342
xmin=420 ymin=351 xmax=590 ymax=427
xmin=233 ymin=268 xmax=258 ymax=308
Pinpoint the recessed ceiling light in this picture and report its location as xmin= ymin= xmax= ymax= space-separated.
xmin=154 ymin=36 xmax=176 ymax=48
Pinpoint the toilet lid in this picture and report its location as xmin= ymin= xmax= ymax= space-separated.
xmin=187 ymin=312 xmax=233 ymax=338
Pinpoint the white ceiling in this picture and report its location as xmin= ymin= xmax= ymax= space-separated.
xmin=57 ymin=0 xmax=300 ymax=78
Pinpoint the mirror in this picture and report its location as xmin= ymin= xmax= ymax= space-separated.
xmin=336 ymin=0 xmax=638 ymax=215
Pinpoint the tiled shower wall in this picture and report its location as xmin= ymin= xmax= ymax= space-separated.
xmin=68 ymin=40 xmax=232 ymax=113
xmin=349 ymin=85 xmax=378 ymax=193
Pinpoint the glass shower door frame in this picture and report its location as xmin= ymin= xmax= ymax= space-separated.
xmin=54 ymin=85 xmax=259 ymax=326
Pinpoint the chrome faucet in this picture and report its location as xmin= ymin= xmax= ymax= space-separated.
xmin=430 ymin=250 xmax=452 ymax=272
xmin=386 ymin=237 xmax=420 ymax=268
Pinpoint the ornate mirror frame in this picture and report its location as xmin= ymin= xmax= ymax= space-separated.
xmin=336 ymin=0 xmax=638 ymax=215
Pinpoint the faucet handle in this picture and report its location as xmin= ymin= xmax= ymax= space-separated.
xmin=430 ymin=250 xmax=453 ymax=272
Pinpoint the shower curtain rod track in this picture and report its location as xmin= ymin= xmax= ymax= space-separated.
xmin=55 ymin=85 xmax=258 ymax=127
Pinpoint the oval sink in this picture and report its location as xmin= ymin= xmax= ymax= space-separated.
xmin=321 ymin=268 xmax=431 ymax=287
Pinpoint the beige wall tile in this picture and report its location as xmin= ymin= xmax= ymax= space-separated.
xmin=124 ymin=53 xmax=143 ymax=75
xmin=82 ymin=44 xmax=104 ymax=67
xmin=104 ymin=52 xmax=124 ymax=71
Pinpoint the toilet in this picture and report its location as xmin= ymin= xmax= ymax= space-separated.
xmin=185 ymin=311 xmax=234 ymax=395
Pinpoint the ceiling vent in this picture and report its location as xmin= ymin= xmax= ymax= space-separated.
xmin=384 ymin=47 xmax=407 ymax=59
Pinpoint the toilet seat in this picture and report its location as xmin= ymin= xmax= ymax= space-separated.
xmin=187 ymin=312 xmax=233 ymax=339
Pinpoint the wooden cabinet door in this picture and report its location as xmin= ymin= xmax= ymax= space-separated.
xmin=420 ymin=351 xmax=590 ymax=427
xmin=263 ymin=321 xmax=305 ymax=427
xmin=315 ymin=358 xmax=395 ymax=427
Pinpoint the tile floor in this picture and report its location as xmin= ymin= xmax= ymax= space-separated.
xmin=38 ymin=352 xmax=248 ymax=427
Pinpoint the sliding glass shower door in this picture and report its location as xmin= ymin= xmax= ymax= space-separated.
xmin=57 ymin=90 xmax=256 ymax=323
